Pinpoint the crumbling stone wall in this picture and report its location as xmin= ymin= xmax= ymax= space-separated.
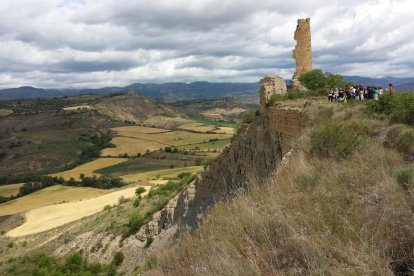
xmin=259 ymin=75 xmax=287 ymax=112
xmin=292 ymin=18 xmax=313 ymax=90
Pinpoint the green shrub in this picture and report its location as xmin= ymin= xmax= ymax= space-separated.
xmin=145 ymin=236 xmax=154 ymax=248
xmin=386 ymin=125 xmax=404 ymax=147
xmin=367 ymin=93 xmax=414 ymax=125
xmin=242 ymin=111 xmax=258 ymax=124
xmin=127 ymin=213 xmax=145 ymax=235
xmin=299 ymin=69 xmax=327 ymax=90
xmin=396 ymin=130 xmax=414 ymax=159
xmin=112 ymin=252 xmax=125 ymax=266
xmin=395 ymin=167 xmax=413 ymax=190
xmin=133 ymin=197 xmax=141 ymax=208
xmin=135 ymin=187 xmax=146 ymax=195
xmin=294 ymin=172 xmax=319 ymax=192
xmin=63 ymin=252 xmax=84 ymax=273
xmin=310 ymin=123 xmax=360 ymax=160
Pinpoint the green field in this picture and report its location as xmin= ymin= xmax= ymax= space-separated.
xmin=95 ymin=152 xmax=209 ymax=177
xmin=193 ymin=117 xmax=238 ymax=128
xmin=121 ymin=166 xmax=203 ymax=183
xmin=177 ymin=138 xmax=231 ymax=151
xmin=101 ymin=125 xmax=233 ymax=157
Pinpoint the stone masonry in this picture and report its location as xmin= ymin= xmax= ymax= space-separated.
xmin=259 ymin=75 xmax=287 ymax=112
xmin=292 ymin=18 xmax=313 ymax=90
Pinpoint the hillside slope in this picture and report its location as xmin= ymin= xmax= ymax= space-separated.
xmin=149 ymin=98 xmax=414 ymax=275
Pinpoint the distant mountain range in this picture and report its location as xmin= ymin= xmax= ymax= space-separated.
xmin=1 ymin=76 xmax=413 ymax=101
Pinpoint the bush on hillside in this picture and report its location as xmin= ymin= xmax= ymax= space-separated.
xmin=367 ymin=93 xmax=414 ymax=125
xmin=396 ymin=130 xmax=414 ymax=160
xmin=310 ymin=122 xmax=360 ymax=160
xmin=112 ymin=252 xmax=124 ymax=266
xmin=395 ymin=167 xmax=414 ymax=190
xmin=6 ymin=252 xmax=114 ymax=275
xmin=135 ymin=187 xmax=146 ymax=195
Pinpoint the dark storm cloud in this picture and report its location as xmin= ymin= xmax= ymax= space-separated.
xmin=0 ymin=0 xmax=413 ymax=88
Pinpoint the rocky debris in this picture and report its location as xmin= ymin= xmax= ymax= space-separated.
xmin=292 ymin=18 xmax=313 ymax=91
xmin=259 ymin=76 xmax=287 ymax=112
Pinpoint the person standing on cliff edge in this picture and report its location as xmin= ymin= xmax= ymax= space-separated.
xmin=389 ymin=83 xmax=394 ymax=95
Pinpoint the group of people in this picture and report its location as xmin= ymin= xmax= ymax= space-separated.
xmin=328 ymin=83 xmax=394 ymax=103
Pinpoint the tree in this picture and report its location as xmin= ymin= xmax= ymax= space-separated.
xmin=325 ymin=73 xmax=346 ymax=89
xmin=299 ymin=69 xmax=327 ymax=90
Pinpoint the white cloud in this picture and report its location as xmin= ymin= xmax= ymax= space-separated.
xmin=0 ymin=0 xmax=413 ymax=88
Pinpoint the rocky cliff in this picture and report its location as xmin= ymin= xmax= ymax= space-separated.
xmin=139 ymin=104 xmax=308 ymax=241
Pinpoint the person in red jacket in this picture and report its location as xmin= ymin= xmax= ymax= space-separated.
xmin=389 ymin=83 xmax=394 ymax=95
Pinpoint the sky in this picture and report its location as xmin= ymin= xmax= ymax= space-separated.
xmin=0 ymin=0 xmax=413 ymax=89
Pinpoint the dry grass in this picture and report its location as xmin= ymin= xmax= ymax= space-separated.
xmin=0 ymin=185 xmax=112 ymax=216
xmin=120 ymin=166 xmax=203 ymax=183
xmin=51 ymin=158 xmax=127 ymax=180
xmin=0 ymin=183 xmax=23 ymax=198
xmin=154 ymin=103 xmax=414 ymax=275
xmin=6 ymin=185 xmax=150 ymax=237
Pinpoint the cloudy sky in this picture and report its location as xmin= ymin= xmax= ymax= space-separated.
xmin=0 ymin=0 xmax=413 ymax=88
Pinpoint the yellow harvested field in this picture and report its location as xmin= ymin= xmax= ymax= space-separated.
xmin=51 ymin=158 xmax=127 ymax=180
xmin=101 ymin=136 xmax=164 ymax=156
xmin=0 ymin=183 xmax=23 ymax=198
xmin=178 ymin=123 xmax=235 ymax=135
xmin=63 ymin=105 xmax=94 ymax=111
xmin=201 ymin=107 xmax=246 ymax=119
xmin=102 ymin=125 xmax=232 ymax=156
xmin=0 ymin=108 xmax=13 ymax=117
xmin=121 ymin=166 xmax=203 ymax=183
xmin=6 ymin=185 xmax=150 ymax=237
xmin=0 ymin=185 xmax=111 ymax=216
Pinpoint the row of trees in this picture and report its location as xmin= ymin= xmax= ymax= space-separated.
xmin=16 ymin=175 xmax=124 ymax=198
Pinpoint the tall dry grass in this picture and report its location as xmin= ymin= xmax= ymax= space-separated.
xmin=149 ymin=102 xmax=414 ymax=276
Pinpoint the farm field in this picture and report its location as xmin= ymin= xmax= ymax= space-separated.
xmin=121 ymin=166 xmax=203 ymax=183
xmin=95 ymin=152 xmax=205 ymax=177
xmin=6 ymin=185 xmax=150 ymax=237
xmin=200 ymin=107 xmax=246 ymax=119
xmin=63 ymin=105 xmax=94 ymax=111
xmin=0 ymin=183 xmax=23 ymax=198
xmin=177 ymin=122 xmax=235 ymax=135
xmin=0 ymin=185 xmax=112 ymax=216
xmin=0 ymin=108 xmax=13 ymax=117
xmin=101 ymin=125 xmax=233 ymax=157
xmin=177 ymin=138 xmax=231 ymax=151
xmin=51 ymin=158 xmax=127 ymax=180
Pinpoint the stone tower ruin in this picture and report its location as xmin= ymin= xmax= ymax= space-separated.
xmin=292 ymin=18 xmax=313 ymax=90
xmin=259 ymin=75 xmax=287 ymax=112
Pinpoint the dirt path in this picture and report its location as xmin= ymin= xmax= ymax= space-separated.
xmin=6 ymin=185 xmax=150 ymax=237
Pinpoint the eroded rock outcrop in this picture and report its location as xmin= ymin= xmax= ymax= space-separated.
xmin=139 ymin=105 xmax=308 ymax=239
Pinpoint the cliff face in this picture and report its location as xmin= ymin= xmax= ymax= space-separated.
xmin=139 ymin=105 xmax=308 ymax=239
